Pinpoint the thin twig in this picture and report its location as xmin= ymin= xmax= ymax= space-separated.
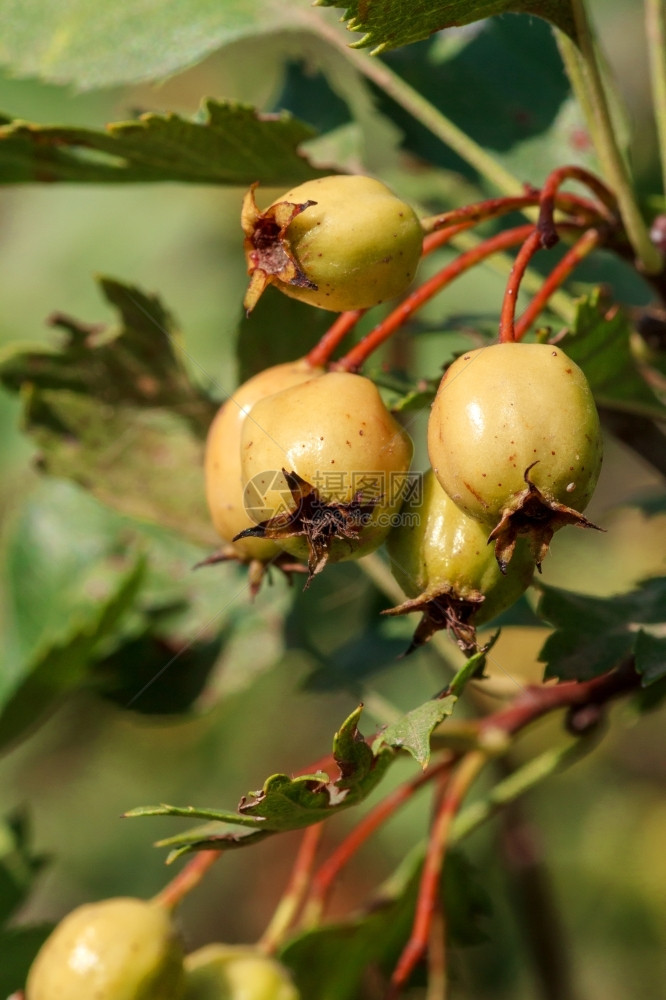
xmin=387 ymin=751 xmax=488 ymax=997
xmin=152 ymin=850 xmax=220 ymax=912
xmin=498 ymin=229 xmax=544 ymax=343
xmin=646 ymin=0 xmax=666 ymax=197
xmin=514 ymin=227 xmax=603 ymax=340
xmin=305 ymin=309 xmax=366 ymax=368
xmin=336 ymin=224 xmax=535 ymax=371
xmin=259 ymin=822 xmax=324 ymax=953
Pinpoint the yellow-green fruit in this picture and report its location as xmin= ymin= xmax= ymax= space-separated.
xmin=240 ymin=371 xmax=413 ymax=566
xmin=387 ymin=471 xmax=534 ymax=634
xmin=25 ymin=897 xmax=185 ymax=1000
xmin=427 ymin=343 xmax=603 ymax=524
xmin=184 ymin=945 xmax=300 ymax=1000
xmin=271 ymin=175 xmax=423 ymax=311
xmin=205 ymin=359 xmax=322 ymax=561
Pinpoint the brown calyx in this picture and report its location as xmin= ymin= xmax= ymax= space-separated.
xmin=234 ymin=469 xmax=378 ymax=586
xmin=241 ymin=184 xmax=318 ymax=312
xmin=194 ymin=545 xmax=307 ymax=598
xmin=489 ymin=462 xmax=603 ymax=574
xmin=382 ymin=587 xmax=485 ymax=656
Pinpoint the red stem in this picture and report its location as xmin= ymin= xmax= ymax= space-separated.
xmin=336 ymin=224 xmax=535 ymax=372
xmin=498 ymin=229 xmax=544 ymax=343
xmin=514 ymin=228 xmax=603 ymax=340
xmin=538 ymin=165 xmax=618 ymax=248
xmin=308 ymin=756 xmax=453 ymax=918
xmin=260 ymin=822 xmax=324 ymax=953
xmin=305 ymin=308 xmax=366 ymax=368
xmin=153 ymin=849 xmax=220 ymax=911
xmin=388 ymin=752 xmax=486 ymax=997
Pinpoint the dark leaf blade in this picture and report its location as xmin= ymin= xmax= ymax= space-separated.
xmin=0 ymin=101 xmax=324 ymax=185
xmin=537 ymin=577 xmax=666 ymax=682
xmin=315 ymin=1 xmax=577 ymax=53
xmin=0 ymin=556 xmax=145 ymax=754
xmin=0 ymin=810 xmax=48 ymax=924
xmin=560 ymin=291 xmax=666 ymax=422
xmin=0 ymin=276 xmax=218 ymax=547
xmin=0 ymin=924 xmax=54 ymax=997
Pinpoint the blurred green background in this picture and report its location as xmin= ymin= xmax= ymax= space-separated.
xmin=0 ymin=1 xmax=665 ymax=998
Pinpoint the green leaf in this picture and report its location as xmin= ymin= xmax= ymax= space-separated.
xmin=127 ymin=706 xmax=395 ymax=855
xmin=0 ymin=100 xmax=323 ymax=185
xmin=559 ymin=291 xmax=666 ymax=422
xmin=0 ymin=276 xmax=218 ymax=547
xmin=314 ymin=1 xmax=577 ymax=54
xmin=0 ymin=552 xmax=145 ymax=753
xmin=0 ymin=924 xmax=53 ymax=997
xmin=0 ymin=810 xmax=48 ymax=924
xmin=0 ymin=1 xmax=311 ymax=89
xmin=374 ymin=695 xmax=457 ymax=768
xmin=537 ymin=577 xmax=666 ymax=684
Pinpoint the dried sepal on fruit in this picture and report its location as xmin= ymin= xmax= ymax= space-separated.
xmin=427 ymin=342 xmax=604 ymax=571
xmin=384 ymin=471 xmax=534 ymax=654
xmin=25 ymin=897 xmax=186 ymax=1000
xmin=203 ymin=359 xmax=322 ymax=593
xmin=242 ymin=175 xmax=423 ymax=313
xmin=183 ymin=944 xmax=300 ymax=1000
xmin=236 ymin=371 xmax=413 ymax=582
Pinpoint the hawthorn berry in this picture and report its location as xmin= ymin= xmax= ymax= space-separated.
xmin=25 ymin=897 xmax=185 ymax=1000
xmin=183 ymin=944 xmax=300 ymax=1000
xmin=427 ymin=342 xmax=603 ymax=570
xmin=242 ymin=174 xmax=423 ymax=312
xmin=237 ymin=371 xmax=413 ymax=580
xmin=384 ymin=470 xmax=534 ymax=652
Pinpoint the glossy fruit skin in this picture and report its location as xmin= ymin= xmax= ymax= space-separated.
xmin=205 ymin=359 xmax=321 ymax=561
xmin=239 ymin=371 xmax=413 ymax=565
xmin=387 ymin=470 xmax=534 ymax=626
xmin=183 ymin=945 xmax=300 ymax=1000
xmin=427 ymin=343 xmax=603 ymax=524
xmin=25 ymin=897 xmax=185 ymax=1000
xmin=271 ymin=175 xmax=422 ymax=311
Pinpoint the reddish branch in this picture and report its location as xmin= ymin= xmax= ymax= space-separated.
xmin=514 ymin=227 xmax=603 ymax=340
xmin=307 ymin=755 xmax=453 ymax=919
xmin=499 ymin=228 xmax=544 ymax=343
xmin=335 ymin=223 xmax=536 ymax=372
xmin=538 ymin=165 xmax=617 ymax=247
xmin=260 ymin=822 xmax=324 ymax=953
xmin=305 ymin=308 xmax=365 ymax=368
xmin=387 ymin=751 xmax=487 ymax=998
xmin=153 ymin=848 xmax=220 ymax=911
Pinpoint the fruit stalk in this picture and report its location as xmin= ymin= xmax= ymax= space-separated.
xmin=514 ymin=227 xmax=602 ymax=340
xmin=304 ymin=755 xmax=454 ymax=925
xmin=498 ymin=229 xmax=545 ymax=343
xmin=305 ymin=309 xmax=365 ymax=368
xmin=153 ymin=849 xmax=220 ymax=912
xmin=259 ymin=823 xmax=324 ymax=954
xmin=336 ymin=224 xmax=535 ymax=372
xmin=387 ymin=751 xmax=488 ymax=998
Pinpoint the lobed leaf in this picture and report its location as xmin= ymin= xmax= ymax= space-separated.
xmin=374 ymin=695 xmax=457 ymax=768
xmin=537 ymin=576 xmax=666 ymax=684
xmin=127 ymin=707 xmax=395 ymax=855
xmin=314 ymin=1 xmax=577 ymax=54
xmin=0 ymin=276 xmax=218 ymax=547
xmin=0 ymin=100 xmax=323 ymax=185
xmin=560 ymin=291 xmax=666 ymax=422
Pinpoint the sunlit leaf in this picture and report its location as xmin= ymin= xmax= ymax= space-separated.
xmin=0 ymin=101 xmax=323 ymax=185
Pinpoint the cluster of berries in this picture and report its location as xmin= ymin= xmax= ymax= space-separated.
xmin=205 ymin=174 xmax=604 ymax=653
xmin=25 ymin=896 xmax=299 ymax=1000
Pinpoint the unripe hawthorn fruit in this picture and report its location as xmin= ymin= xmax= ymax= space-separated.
xmin=237 ymin=371 xmax=413 ymax=580
xmin=25 ymin=897 xmax=185 ymax=1000
xmin=204 ymin=359 xmax=322 ymax=582
xmin=183 ymin=945 xmax=299 ymax=1000
xmin=427 ymin=342 xmax=603 ymax=570
xmin=384 ymin=470 xmax=534 ymax=652
xmin=242 ymin=175 xmax=423 ymax=313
